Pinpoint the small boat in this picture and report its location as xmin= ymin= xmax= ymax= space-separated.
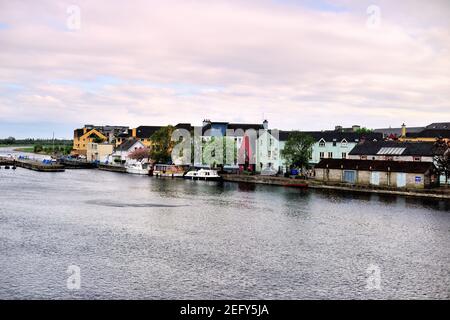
xmin=4 ymin=165 xmax=10 ymax=169
xmin=184 ymin=169 xmax=221 ymax=181
xmin=125 ymin=160 xmax=150 ymax=175
xmin=153 ymin=164 xmax=186 ymax=177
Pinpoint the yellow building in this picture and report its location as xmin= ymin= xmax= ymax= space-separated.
xmin=72 ymin=128 xmax=108 ymax=156
xmin=86 ymin=142 xmax=114 ymax=162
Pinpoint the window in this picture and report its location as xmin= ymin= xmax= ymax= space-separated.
xmin=332 ymin=140 xmax=337 ymax=146
xmin=319 ymin=139 xmax=326 ymax=147
xmin=413 ymin=156 xmax=421 ymax=161
xmin=343 ymin=170 xmax=356 ymax=183
xmin=319 ymin=152 xmax=325 ymax=159
xmin=342 ymin=152 xmax=347 ymax=159
xmin=328 ymin=152 xmax=333 ymax=158
xmin=361 ymin=155 xmax=367 ymax=160
xmin=268 ymin=150 xmax=272 ymax=158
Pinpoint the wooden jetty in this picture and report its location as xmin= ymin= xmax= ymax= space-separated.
xmin=59 ymin=158 xmax=97 ymax=169
xmin=0 ymin=157 xmax=65 ymax=172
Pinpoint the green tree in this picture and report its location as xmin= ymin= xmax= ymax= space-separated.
xmin=150 ymin=125 xmax=175 ymax=163
xmin=355 ymin=127 xmax=374 ymax=134
xmin=34 ymin=144 xmax=43 ymax=153
xmin=281 ymin=132 xmax=315 ymax=169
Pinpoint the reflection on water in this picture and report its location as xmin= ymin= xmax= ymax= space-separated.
xmin=0 ymin=167 xmax=449 ymax=300
xmin=85 ymin=200 xmax=187 ymax=208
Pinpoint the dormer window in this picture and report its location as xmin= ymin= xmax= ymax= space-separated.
xmin=319 ymin=139 xmax=326 ymax=147
xmin=341 ymin=139 xmax=348 ymax=147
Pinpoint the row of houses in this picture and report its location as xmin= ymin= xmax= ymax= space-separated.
xmin=73 ymin=121 xmax=450 ymax=189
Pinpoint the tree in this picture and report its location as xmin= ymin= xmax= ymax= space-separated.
xmin=433 ymin=138 xmax=450 ymax=184
xmin=150 ymin=125 xmax=175 ymax=164
xmin=355 ymin=127 xmax=374 ymax=134
xmin=281 ymin=132 xmax=315 ymax=170
xmin=128 ymin=147 xmax=150 ymax=161
xmin=34 ymin=144 xmax=43 ymax=153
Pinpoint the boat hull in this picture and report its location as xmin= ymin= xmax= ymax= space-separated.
xmin=126 ymin=168 xmax=150 ymax=175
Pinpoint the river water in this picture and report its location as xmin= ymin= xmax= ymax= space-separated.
xmin=0 ymin=150 xmax=449 ymax=299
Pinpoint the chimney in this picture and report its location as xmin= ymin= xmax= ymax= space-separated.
xmin=401 ymin=123 xmax=406 ymax=137
xmin=335 ymin=125 xmax=343 ymax=132
xmin=263 ymin=119 xmax=268 ymax=130
xmin=352 ymin=125 xmax=361 ymax=132
xmin=202 ymin=119 xmax=211 ymax=127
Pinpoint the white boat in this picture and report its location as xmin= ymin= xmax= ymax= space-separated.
xmin=184 ymin=169 xmax=221 ymax=181
xmin=125 ymin=160 xmax=150 ymax=175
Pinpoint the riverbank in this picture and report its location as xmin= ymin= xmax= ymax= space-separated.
xmin=221 ymin=174 xmax=450 ymax=200
xmin=0 ymin=157 xmax=65 ymax=172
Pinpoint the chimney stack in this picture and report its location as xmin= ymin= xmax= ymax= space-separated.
xmin=401 ymin=123 xmax=406 ymax=137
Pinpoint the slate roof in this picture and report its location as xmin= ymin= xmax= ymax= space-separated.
xmin=374 ymin=127 xmax=424 ymax=137
xmin=349 ymin=141 xmax=435 ymax=156
xmin=278 ymin=130 xmax=382 ymax=142
xmin=135 ymin=126 xmax=163 ymax=138
xmin=202 ymin=123 xmax=264 ymax=136
xmin=406 ymin=129 xmax=450 ymax=139
xmin=425 ymin=122 xmax=450 ymax=130
xmin=175 ymin=123 xmax=193 ymax=131
xmin=315 ymin=158 xmax=434 ymax=174
xmin=116 ymin=139 xmax=145 ymax=151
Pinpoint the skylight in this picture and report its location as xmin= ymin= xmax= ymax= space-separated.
xmin=377 ymin=147 xmax=406 ymax=155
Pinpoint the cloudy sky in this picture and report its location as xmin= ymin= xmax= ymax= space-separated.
xmin=0 ymin=0 xmax=449 ymax=138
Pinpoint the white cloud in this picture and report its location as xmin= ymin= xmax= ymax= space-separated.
xmin=0 ymin=0 xmax=449 ymax=137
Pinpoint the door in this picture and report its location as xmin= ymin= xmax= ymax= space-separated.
xmin=370 ymin=172 xmax=380 ymax=185
xmin=343 ymin=170 xmax=356 ymax=183
xmin=396 ymin=173 xmax=406 ymax=187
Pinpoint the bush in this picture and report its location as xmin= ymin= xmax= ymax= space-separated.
xmin=34 ymin=145 xmax=43 ymax=153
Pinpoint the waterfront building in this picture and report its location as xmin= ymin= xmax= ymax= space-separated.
xmin=199 ymin=120 xmax=264 ymax=171
xmin=86 ymin=142 xmax=114 ymax=163
xmin=72 ymin=127 xmax=108 ymax=156
xmin=72 ymin=125 xmax=129 ymax=156
xmin=109 ymin=139 xmax=146 ymax=164
xmin=314 ymin=158 xmax=439 ymax=189
xmin=348 ymin=140 xmax=435 ymax=162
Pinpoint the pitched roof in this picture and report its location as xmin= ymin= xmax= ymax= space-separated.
xmin=425 ymin=122 xmax=450 ymax=130
xmin=117 ymin=139 xmax=145 ymax=151
xmin=202 ymin=122 xmax=264 ymax=136
xmin=135 ymin=126 xmax=163 ymax=138
xmin=175 ymin=123 xmax=193 ymax=131
xmin=315 ymin=158 xmax=434 ymax=174
xmin=278 ymin=130 xmax=382 ymax=142
xmin=349 ymin=141 xmax=435 ymax=156
xmin=406 ymin=129 xmax=450 ymax=139
xmin=374 ymin=127 xmax=424 ymax=136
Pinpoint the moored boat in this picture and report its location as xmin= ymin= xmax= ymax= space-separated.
xmin=153 ymin=164 xmax=186 ymax=177
xmin=184 ymin=169 xmax=221 ymax=181
xmin=125 ymin=160 xmax=150 ymax=175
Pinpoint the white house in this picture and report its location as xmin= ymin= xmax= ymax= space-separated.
xmin=109 ymin=139 xmax=146 ymax=164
